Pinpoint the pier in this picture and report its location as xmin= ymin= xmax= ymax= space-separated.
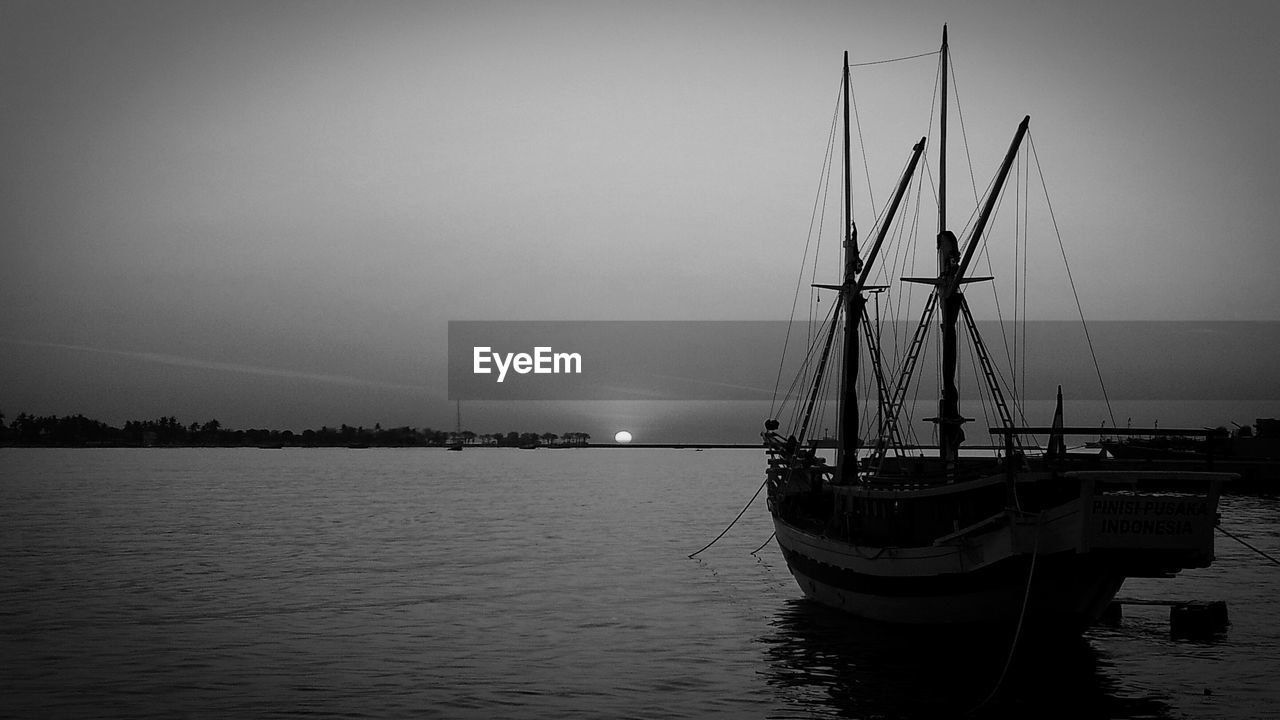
xmin=1103 ymin=598 xmax=1230 ymax=638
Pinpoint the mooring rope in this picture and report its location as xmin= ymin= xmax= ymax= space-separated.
xmin=1217 ymin=524 xmax=1280 ymax=566
xmin=965 ymin=512 xmax=1044 ymax=716
xmin=688 ymin=475 xmax=769 ymax=559
xmin=750 ymin=531 xmax=777 ymax=556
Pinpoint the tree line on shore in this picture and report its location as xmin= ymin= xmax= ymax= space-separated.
xmin=0 ymin=411 xmax=591 ymax=448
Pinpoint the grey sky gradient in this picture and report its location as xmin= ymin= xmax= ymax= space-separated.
xmin=3 ymin=1 xmax=1278 ymax=436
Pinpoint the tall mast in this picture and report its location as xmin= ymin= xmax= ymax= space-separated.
xmin=932 ymin=25 xmax=1030 ymax=464
xmin=844 ymin=52 xmax=854 ymax=267
xmin=939 ymin=25 xmax=948 ymax=235
xmin=936 ymin=24 xmax=965 ymax=464
xmin=838 ymin=51 xmax=861 ymax=480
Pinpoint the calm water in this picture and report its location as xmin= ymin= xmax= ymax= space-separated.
xmin=2 ymin=448 xmax=1278 ymax=719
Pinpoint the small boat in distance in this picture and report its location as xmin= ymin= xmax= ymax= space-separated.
xmin=762 ymin=27 xmax=1231 ymax=635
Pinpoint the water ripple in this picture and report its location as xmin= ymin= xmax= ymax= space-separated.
xmin=2 ymin=448 xmax=1277 ymax=718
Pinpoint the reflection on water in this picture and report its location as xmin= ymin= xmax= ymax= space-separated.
xmin=761 ymin=599 xmax=1176 ymax=719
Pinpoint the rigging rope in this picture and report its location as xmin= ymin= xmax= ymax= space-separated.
xmin=1020 ymin=149 xmax=1030 ymax=401
xmin=848 ymin=50 xmax=938 ymax=67
xmin=807 ymin=89 xmax=841 ymax=338
xmin=968 ymin=167 xmax=1039 ymax=445
xmin=1014 ymin=151 xmax=1023 ymax=401
xmin=1028 ymin=132 xmax=1118 ymax=429
xmin=947 ymin=53 xmax=981 ymax=204
xmin=964 ymin=330 xmax=996 ymax=442
xmin=848 ymin=80 xmax=877 ymax=215
xmin=771 ymin=86 xmax=843 ymax=413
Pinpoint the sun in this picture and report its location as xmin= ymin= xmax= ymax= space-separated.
xmin=614 ymin=430 xmax=633 ymax=444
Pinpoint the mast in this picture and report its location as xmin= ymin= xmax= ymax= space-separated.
xmin=838 ymin=51 xmax=861 ymax=480
xmin=951 ymin=115 xmax=1030 ymax=292
xmin=932 ymin=25 xmax=1031 ymax=463
xmin=935 ymin=25 xmax=966 ymax=463
xmin=939 ymin=24 xmax=948 ymax=236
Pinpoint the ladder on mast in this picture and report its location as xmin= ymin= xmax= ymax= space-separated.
xmin=871 ymin=290 xmax=939 ymax=469
xmin=861 ymin=303 xmax=900 ymax=451
xmin=958 ymin=297 xmax=1022 ymax=449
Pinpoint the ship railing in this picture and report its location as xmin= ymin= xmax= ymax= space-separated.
xmin=989 ymin=426 xmax=1236 ymax=507
xmin=989 ymin=426 xmax=1230 ymax=437
xmin=989 ymin=426 xmax=1230 ymax=460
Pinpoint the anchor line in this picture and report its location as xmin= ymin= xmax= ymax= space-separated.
xmin=965 ymin=511 xmax=1044 ymax=716
xmin=688 ymin=476 xmax=769 ymax=559
xmin=1216 ymin=524 xmax=1280 ymax=567
xmin=750 ymin=532 xmax=777 ymax=556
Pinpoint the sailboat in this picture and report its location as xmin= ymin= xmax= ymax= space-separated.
xmin=763 ymin=27 xmax=1230 ymax=633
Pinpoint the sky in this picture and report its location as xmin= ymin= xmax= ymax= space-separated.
xmin=2 ymin=0 xmax=1279 ymax=440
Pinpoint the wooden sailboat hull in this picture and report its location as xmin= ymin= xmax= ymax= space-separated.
xmin=773 ymin=518 xmax=1123 ymax=630
xmin=768 ymin=468 xmax=1227 ymax=632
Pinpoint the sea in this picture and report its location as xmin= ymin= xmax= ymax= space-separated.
xmin=2 ymin=447 xmax=1278 ymax=719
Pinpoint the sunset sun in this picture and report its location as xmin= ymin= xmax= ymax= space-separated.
xmin=614 ymin=430 xmax=633 ymax=444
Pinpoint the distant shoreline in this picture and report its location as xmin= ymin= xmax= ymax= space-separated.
xmin=0 ymin=412 xmax=601 ymax=449
xmin=0 ymin=441 xmax=765 ymax=450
